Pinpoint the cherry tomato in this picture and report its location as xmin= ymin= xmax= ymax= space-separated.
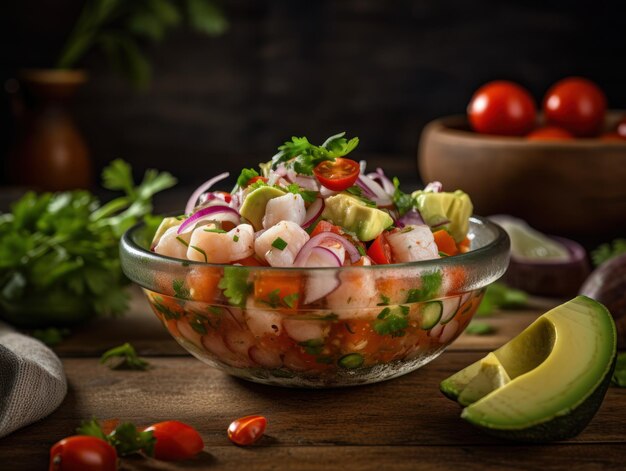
xmin=616 ymin=117 xmax=626 ymax=139
xmin=227 ymin=415 xmax=267 ymax=446
xmin=144 ymin=421 xmax=204 ymax=461
xmin=467 ymin=81 xmax=537 ymax=136
xmin=543 ymin=77 xmax=607 ymax=137
xmin=309 ymin=220 xmax=344 ymax=238
xmin=367 ymin=233 xmax=392 ymax=264
xmin=49 ymin=435 xmax=117 ymax=471
xmin=526 ymin=126 xmax=574 ymax=141
xmin=313 ymin=158 xmax=360 ymax=191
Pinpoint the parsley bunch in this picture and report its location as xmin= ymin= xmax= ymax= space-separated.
xmin=271 ymin=132 xmax=359 ymax=175
xmin=0 ymin=160 xmax=176 ymax=328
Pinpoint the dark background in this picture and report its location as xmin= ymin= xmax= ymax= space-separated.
xmin=1 ymin=0 xmax=626 ymax=187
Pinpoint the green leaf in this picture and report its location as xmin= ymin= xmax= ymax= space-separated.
xmin=31 ymin=327 xmax=71 ymax=347
xmin=77 ymin=418 xmax=108 ymax=441
xmin=392 ymin=177 xmax=414 ymax=217
xmin=373 ymin=305 xmax=409 ymax=337
xmin=102 ymin=159 xmax=135 ymax=195
xmin=465 ymin=321 xmax=495 ymax=336
xmin=100 ymin=342 xmax=150 ymax=370
xmin=218 ymin=266 xmax=251 ymax=307
xmin=476 ymin=282 xmax=528 ymax=317
xmin=236 ymin=168 xmax=259 ymax=188
xmin=109 ymin=422 xmax=156 ymax=457
xmin=127 ymin=12 xmax=166 ymax=42
xmin=148 ymin=0 xmax=182 ymax=26
xmin=173 ymin=279 xmax=190 ymax=299
xmin=592 ymin=239 xmax=626 ymax=267
xmin=612 ymin=352 xmax=626 ymax=387
xmin=186 ymin=0 xmax=228 ymax=36
xmin=406 ymin=271 xmax=442 ymax=303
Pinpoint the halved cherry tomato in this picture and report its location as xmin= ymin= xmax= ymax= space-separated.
xmin=313 ymin=158 xmax=360 ymax=191
xmin=144 ymin=421 xmax=204 ymax=461
xmin=433 ymin=230 xmax=458 ymax=256
xmin=49 ymin=435 xmax=117 ymax=471
xmin=227 ymin=415 xmax=267 ymax=446
xmin=247 ymin=176 xmax=268 ymax=185
xmin=526 ymin=126 xmax=574 ymax=141
xmin=367 ymin=233 xmax=392 ymax=264
xmin=543 ymin=77 xmax=606 ymax=137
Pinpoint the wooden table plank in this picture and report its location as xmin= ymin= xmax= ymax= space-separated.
xmin=1 ymin=353 xmax=624 ymax=469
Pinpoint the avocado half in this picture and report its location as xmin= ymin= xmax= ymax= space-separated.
xmin=440 ymin=296 xmax=616 ymax=442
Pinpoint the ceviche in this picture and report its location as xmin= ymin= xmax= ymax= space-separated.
xmin=138 ymin=133 xmax=499 ymax=386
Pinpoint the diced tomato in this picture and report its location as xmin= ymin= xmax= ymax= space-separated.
xmin=309 ymin=220 xmax=343 ymax=238
xmin=367 ymin=233 xmax=393 ymax=264
xmin=433 ymin=230 xmax=458 ymax=256
xmin=247 ymin=176 xmax=268 ymax=185
xmin=254 ymin=272 xmax=303 ymax=310
xmin=186 ymin=267 xmax=222 ymax=302
xmin=457 ymin=236 xmax=471 ymax=254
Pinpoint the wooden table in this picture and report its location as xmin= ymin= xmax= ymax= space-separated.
xmin=1 ymin=289 xmax=625 ymax=470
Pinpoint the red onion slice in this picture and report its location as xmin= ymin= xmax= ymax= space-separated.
xmin=424 ymin=181 xmax=443 ymax=193
xmin=398 ymin=209 xmax=425 ymax=227
xmin=185 ymin=172 xmax=230 ymax=214
xmin=294 ymin=175 xmax=319 ymax=191
xmin=177 ymin=206 xmax=241 ymax=234
xmin=301 ymin=197 xmax=325 ymax=229
xmin=294 ymin=232 xmax=361 ymax=266
xmin=301 ymin=247 xmax=342 ymax=303
xmin=356 ymin=174 xmax=393 ymax=206
xmin=366 ymin=168 xmax=395 ymax=195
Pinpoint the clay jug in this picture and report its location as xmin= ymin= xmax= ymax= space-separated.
xmin=8 ymin=69 xmax=92 ymax=191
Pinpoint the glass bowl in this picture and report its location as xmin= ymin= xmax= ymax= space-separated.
xmin=120 ymin=216 xmax=509 ymax=388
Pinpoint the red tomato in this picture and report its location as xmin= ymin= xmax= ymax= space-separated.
xmin=49 ymin=436 xmax=117 ymax=471
xmin=144 ymin=421 xmax=204 ymax=461
xmin=543 ymin=77 xmax=607 ymax=137
xmin=247 ymin=176 xmax=268 ymax=185
xmin=313 ymin=158 xmax=360 ymax=191
xmin=227 ymin=415 xmax=267 ymax=446
xmin=616 ymin=117 xmax=626 ymax=138
xmin=309 ymin=220 xmax=344 ymax=238
xmin=527 ymin=126 xmax=574 ymax=141
xmin=214 ymin=191 xmax=232 ymax=203
xmin=467 ymin=81 xmax=537 ymax=136
xmin=367 ymin=233 xmax=392 ymax=264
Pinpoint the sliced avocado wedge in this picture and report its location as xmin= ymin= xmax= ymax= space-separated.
xmin=239 ymin=186 xmax=286 ymax=230
xmin=322 ymin=193 xmax=393 ymax=241
xmin=412 ymin=190 xmax=472 ymax=243
xmin=440 ymin=296 xmax=616 ymax=442
xmin=151 ymin=217 xmax=182 ymax=248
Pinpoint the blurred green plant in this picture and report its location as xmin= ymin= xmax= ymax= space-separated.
xmin=57 ymin=0 xmax=228 ymax=89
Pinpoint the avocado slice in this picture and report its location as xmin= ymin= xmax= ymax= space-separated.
xmin=239 ymin=186 xmax=286 ymax=230
xmin=151 ymin=217 xmax=182 ymax=249
xmin=321 ymin=193 xmax=393 ymax=241
xmin=441 ymin=296 xmax=616 ymax=442
xmin=412 ymin=190 xmax=472 ymax=243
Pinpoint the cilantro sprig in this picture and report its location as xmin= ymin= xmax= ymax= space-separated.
xmin=0 ymin=160 xmax=175 ymax=324
xmin=271 ymin=132 xmax=359 ymax=175
xmin=373 ymin=305 xmax=409 ymax=337
xmin=218 ymin=266 xmax=251 ymax=307
xmin=78 ymin=418 xmax=156 ymax=457
xmin=592 ymin=239 xmax=626 ymax=267
xmin=100 ymin=342 xmax=151 ymax=370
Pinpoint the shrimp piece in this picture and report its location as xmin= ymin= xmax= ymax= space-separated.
xmin=325 ymin=256 xmax=379 ymax=319
xmin=187 ymin=224 xmax=254 ymax=263
xmin=386 ymin=225 xmax=440 ymax=262
xmin=154 ymin=225 xmax=189 ymax=259
xmin=283 ymin=319 xmax=330 ymax=343
xmin=244 ymin=297 xmax=283 ymax=338
xmin=262 ymin=193 xmax=306 ymax=229
xmin=254 ymin=221 xmax=309 ymax=267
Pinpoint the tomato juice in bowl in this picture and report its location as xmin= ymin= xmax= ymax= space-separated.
xmin=120 ymin=216 xmax=509 ymax=387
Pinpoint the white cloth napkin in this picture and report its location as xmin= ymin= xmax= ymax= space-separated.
xmin=0 ymin=322 xmax=67 ymax=438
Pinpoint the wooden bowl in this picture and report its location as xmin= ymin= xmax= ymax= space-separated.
xmin=418 ymin=112 xmax=626 ymax=239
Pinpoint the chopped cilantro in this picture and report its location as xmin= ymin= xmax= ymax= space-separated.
xmin=271 ymin=132 xmax=359 ymax=175
xmin=190 ymin=245 xmax=208 ymax=262
xmin=172 ymin=279 xmax=190 ymax=299
xmin=356 ymin=244 xmax=366 ymax=256
xmin=152 ymin=296 xmax=180 ymax=319
xmin=218 ymin=266 xmax=251 ymax=307
xmin=406 ymin=271 xmax=443 ymax=303
xmin=373 ymin=305 xmax=409 ymax=337
xmin=233 ymin=234 xmax=239 ymax=242
xmin=236 ymin=168 xmax=259 ymax=187
xmin=203 ymin=228 xmax=227 ymax=233
xmin=286 ymin=183 xmax=318 ymax=203
xmin=346 ymin=185 xmax=376 ymax=207
xmin=190 ymin=315 xmax=208 ymax=334
xmin=175 ymin=236 xmax=189 ymax=247
xmin=392 ymin=177 xmax=414 ymax=216
xmin=100 ymin=342 xmax=150 ymax=370
xmin=272 ymin=237 xmax=288 ymax=250
xmin=377 ymin=294 xmax=390 ymax=306
xmin=299 ymin=338 xmax=325 ymax=355
xmin=283 ymin=292 xmax=299 ymax=308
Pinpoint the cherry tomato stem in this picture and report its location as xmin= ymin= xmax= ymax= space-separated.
xmin=227 ymin=415 xmax=267 ymax=446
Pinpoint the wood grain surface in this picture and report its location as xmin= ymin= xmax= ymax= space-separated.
xmin=1 ymin=288 xmax=624 ymax=470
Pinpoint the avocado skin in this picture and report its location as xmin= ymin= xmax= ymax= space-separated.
xmin=462 ymin=355 xmax=616 ymax=443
